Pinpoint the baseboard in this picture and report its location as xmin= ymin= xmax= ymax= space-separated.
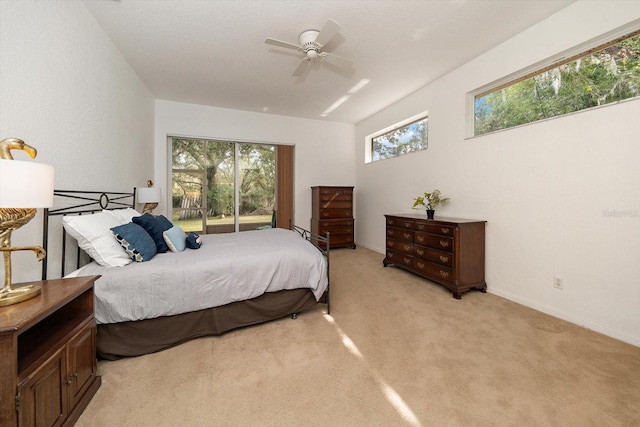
xmin=489 ymin=287 xmax=640 ymax=348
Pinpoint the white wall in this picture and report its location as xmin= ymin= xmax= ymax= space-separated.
xmin=154 ymin=100 xmax=355 ymax=228
xmin=0 ymin=1 xmax=154 ymax=282
xmin=355 ymin=1 xmax=640 ymax=346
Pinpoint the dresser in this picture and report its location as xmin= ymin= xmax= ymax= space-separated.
xmin=311 ymin=186 xmax=356 ymax=249
xmin=0 ymin=276 xmax=101 ymax=427
xmin=383 ymin=214 xmax=486 ymax=299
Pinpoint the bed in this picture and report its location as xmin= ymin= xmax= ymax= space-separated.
xmin=42 ymin=190 xmax=330 ymax=360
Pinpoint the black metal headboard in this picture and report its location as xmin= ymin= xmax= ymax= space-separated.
xmin=42 ymin=189 xmax=136 ymax=280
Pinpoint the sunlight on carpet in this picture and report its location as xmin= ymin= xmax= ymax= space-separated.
xmin=324 ymin=313 xmax=423 ymax=427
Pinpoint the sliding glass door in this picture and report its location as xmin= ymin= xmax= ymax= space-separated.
xmin=170 ymin=138 xmax=275 ymax=234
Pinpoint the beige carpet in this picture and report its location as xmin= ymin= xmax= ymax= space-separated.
xmin=77 ymin=247 xmax=640 ymax=427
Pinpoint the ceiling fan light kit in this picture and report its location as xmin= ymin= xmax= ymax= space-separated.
xmin=265 ymin=19 xmax=354 ymax=76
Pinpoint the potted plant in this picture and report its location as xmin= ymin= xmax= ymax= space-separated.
xmin=412 ymin=190 xmax=450 ymax=219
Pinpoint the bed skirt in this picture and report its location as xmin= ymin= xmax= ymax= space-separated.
xmin=97 ymin=288 xmax=320 ymax=360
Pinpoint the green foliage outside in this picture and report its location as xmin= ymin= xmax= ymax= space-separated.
xmin=171 ymin=138 xmax=275 ymax=222
xmin=475 ymin=34 xmax=640 ymax=135
xmin=372 ymin=116 xmax=428 ymax=161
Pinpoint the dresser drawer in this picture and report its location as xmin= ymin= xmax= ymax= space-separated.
xmin=319 ymin=209 xmax=353 ymax=219
xmin=414 ymin=245 xmax=454 ymax=268
xmin=414 ymin=232 xmax=454 ymax=252
xmin=386 ymin=227 xmax=413 ymax=242
xmin=386 ymin=250 xmax=414 ymax=268
xmin=415 ymin=222 xmax=454 ymax=237
xmin=386 ymin=217 xmax=415 ymax=230
xmin=413 ymin=260 xmax=455 ymax=283
xmin=386 ymin=239 xmax=413 ymax=255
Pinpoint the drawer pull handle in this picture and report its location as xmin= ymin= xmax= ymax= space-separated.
xmin=388 ymin=242 xmax=395 ymax=247
xmin=404 ymin=258 xmax=412 ymax=265
xmin=416 ymin=236 xmax=424 ymax=243
xmin=388 ymin=220 xmax=394 ymax=225
xmin=439 ymin=255 xmax=449 ymax=263
xmin=417 ymin=262 xmax=425 ymax=269
xmin=404 ymin=222 xmax=411 ymax=227
xmin=416 ymin=249 xmax=424 ymax=256
xmin=403 ymin=232 xmax=411 ymax=239
xmin=440 ymin=270 xmax=450 ymax=278
xmin=440 ymin=240 xmax=449 ymax=248
xmin=388 ymin=230 xmax=395 ymax=236
xmin=417 ymin=224 xmax=425 ymax=230
xmin=403 ymin=245 xmax=411 ymax=251
xmin=441 ymin=228 xmax=450 ymax=234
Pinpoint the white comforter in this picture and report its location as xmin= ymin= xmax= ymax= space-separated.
xmin=66 ymin=228 xmax=328 ymax=324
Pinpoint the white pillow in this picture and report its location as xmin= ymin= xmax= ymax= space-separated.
xmin=103 ymin=208 xmax=142 ymax=224
xmin=62 ymin=212 xmax=132 ymax=267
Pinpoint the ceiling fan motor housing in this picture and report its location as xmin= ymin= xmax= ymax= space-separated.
xmin=299 ymin=30 xmax=321 ymax=60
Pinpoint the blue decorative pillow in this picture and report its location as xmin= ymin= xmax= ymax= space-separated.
xmin=132 ymin=213 xmax=173 ymax=253
xmin=163 ymin=225 xmax=187 ymax=252
xmin=186 ymin=232 xmax=202 ymax=249
xmin=111 ymin=223 xmax=157 ymax=262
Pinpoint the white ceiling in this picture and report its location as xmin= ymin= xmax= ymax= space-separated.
xmin=84 ymin=0 xmax=575 ymax=124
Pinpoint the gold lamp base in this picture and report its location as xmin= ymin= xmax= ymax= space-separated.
xmin=0 ymin=283 xmax=41 ymax=307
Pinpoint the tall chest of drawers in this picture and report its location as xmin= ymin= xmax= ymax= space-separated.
xmin=311 ymin=186 xmax=356 ymax=249
xmin=383 ymin=214 xmax=486 ymax=299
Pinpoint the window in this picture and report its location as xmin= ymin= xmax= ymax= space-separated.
xmin=473 ymin=29 xmax=640 ymax=136
xmin=170 ymin=138 xmax=293 ymax=234
xmin=368 ymin=114 xmax=428 ymax=162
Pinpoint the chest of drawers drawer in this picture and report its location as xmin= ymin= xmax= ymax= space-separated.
xmin=317 ymin=219 xmax=354 ymax=236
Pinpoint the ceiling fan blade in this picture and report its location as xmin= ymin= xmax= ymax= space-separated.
xmin=265 ymin=38 xmax=301 ymax=51
xmin=322 ymin=52 xmax=354 ymax=69
xmin=314 ymin=19 xmax=341 ymax=47
xmin=292 ymin=59 xmax=310 ymax=77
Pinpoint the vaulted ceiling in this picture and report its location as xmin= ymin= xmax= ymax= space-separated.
xmin=84 ymin=0 xmax=575 ymax=124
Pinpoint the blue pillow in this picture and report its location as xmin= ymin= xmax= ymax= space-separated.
xmin=163 ymin=225 xmax=186 ymax=252
xmin=132 ymin=213 xmax=173 ymax=253
xmin=186 ymin=232 xmax=202 ymax=249
xmin=111 ymin=223 xmax=157 ymax=262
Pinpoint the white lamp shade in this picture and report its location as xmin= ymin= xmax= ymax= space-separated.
xmin=0 ymin=159 xmax=55 ymax=208
xmin=137 ymin=187 xmax=162 ymax=203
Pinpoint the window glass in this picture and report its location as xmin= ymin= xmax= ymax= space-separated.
xmin=371 ymin=116 xmax=428 ymax=162
xmin=474 ymin=32 xmax=640 ymax=136
xmin=171 ymin=138 xmax=275 ymax=233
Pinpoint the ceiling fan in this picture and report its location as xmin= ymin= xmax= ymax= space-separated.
xmin=265 ymin=18 xmax=354 ymax=77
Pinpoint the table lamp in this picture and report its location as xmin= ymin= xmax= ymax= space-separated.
xmin=0 ymin=138 xmax=54 ymax=306
xmin=137 ymin=180 xmax=161 ymax=214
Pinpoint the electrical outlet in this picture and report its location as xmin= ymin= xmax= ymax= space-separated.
xmin=553 ymin=276 xmax=564 ymax=290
